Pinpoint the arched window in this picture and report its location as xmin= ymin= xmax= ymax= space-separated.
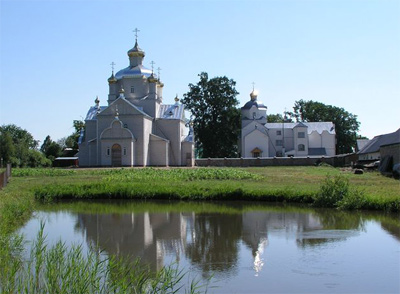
xmin=298 ymin=144 xmax=305 ymax=151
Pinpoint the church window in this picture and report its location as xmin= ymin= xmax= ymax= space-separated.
xmin=298 ymin=144 xmax=305 ymax=151
xmin=124 ymin=123 xmax=128 ymax=128
xmin=131 ymin=86 xmax=135 ymax=93
xmin=298 ymin=132 xmax=305 ymax=138
xmin=276 ymin=140 xmax=283 ymax=146
xmin=123 ymin=148 xmax=127 ymax=156
xmin=277 ymin=130 xmax=282 ymax=136
xmin=253 ymin=152 xmax=260 ymax=158
xmin=253 ymin=112 xmax=256 ymax=119
xmin=107 ymin=148 xmax=110 ymax=156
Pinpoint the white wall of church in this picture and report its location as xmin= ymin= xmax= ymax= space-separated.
xmin=149 ymin=137 xmax=169 ymax=166
xmin=120 ymin=78 xmax=149 ymax=101
xmin=181 ymin=141 xmax=194 ymax=166
xmin=241 ymin=105 xmax=267 ymax=124
xmin=100 ymin=139 xmax=134 ymax=166
xmin=293 ymin=127 xmax=309 ymax=156
xmin=142 ymin=118 xmax=153 ymax=166
xmin=244 ymin=130 xmax=269 ymax=158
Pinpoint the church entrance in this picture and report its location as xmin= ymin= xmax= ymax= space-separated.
xmin=111 ymin=144 xmax=122 ymax=166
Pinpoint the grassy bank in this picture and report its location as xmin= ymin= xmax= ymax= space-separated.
xmin=30 ymin=167 xmax=399 ymax=210
xmin=0 ymin=166 xmax=399 ymax=234
xmin=2 ymin=166 xmax=399 ymax=219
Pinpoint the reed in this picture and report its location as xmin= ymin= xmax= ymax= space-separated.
xmin=0 ymin=224 xmax=210 ymax=294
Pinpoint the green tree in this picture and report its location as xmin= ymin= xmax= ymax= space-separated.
xmin=267 ymin=113 xmax=293 ymax=123
xmin=0 ymin=124 xmax=39 ymax=167
xmin=62 ymin=120 xmax=85 ymax=153
xmin=27 ymin=149 xmax=52 ymax=167
xmin=182 ymin=72 xmax=240 ymax=158
xmin=288 ymin=100 xmax=360 ymax=154
xmin=41 ymin=135 xmax=62 ymax=161
xmin=0 ymin=131 xmax=15 ymax=164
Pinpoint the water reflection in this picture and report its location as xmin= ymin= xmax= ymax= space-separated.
xmin=67 ymin=202 xmax=389 ymax=277
xmin=22 ymin=201 xmax=399 ymax=293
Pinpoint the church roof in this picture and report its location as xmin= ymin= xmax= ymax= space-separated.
xmin=265 ymin=122 xmax=335 ymax=134
xmin=241 ymin=100 xmax=267 ymax=110
xmin=85 ymin=106 xmax=107 ymax=120
xmin=115 ymin=65 xmax=153 ymax=80
xmin=159 ymin=104 xmax=185 ymax=120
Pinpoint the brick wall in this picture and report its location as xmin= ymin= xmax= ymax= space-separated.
xmin=195 ymin=154 xmax=357 ymax=168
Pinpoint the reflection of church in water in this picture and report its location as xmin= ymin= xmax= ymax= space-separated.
xmin=76 ymin=208 xmax=324 ymax=275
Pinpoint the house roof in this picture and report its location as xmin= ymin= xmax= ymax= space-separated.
xmin=358 ymin=128 xmax=400 ymax=155
xmin=356 ymin=139 xmax=370 ymax=151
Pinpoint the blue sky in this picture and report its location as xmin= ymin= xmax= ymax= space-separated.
xmin=1 ymin=0 xmax=399 ymax=144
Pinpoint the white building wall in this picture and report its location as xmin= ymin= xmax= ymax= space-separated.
xmin=155 ymin=120 xmax=182 ymax=166
xmin=321 ymin=131 xmax=336 ymax=156
xmin=241 ymin=105 xmax=267 ymax=124
xmin=149 ymin=136 xmax=169 ymax=166
xmin=244 ymin=130 xmax=269 ymax=158
xmin=294 ymin=126 xmax=309 ymax=156
xmin=142 ymin=117 xmax=153 ymax=166
xmin=181 ymin=141 xmax=194 ymax=166
xmin=120 ymin=78 xmax=149 ymax=101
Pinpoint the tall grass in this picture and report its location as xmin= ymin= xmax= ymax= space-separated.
xmin=0 ymin=223 xmax=210 ymax=294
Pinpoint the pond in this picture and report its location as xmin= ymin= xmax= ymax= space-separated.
xmin=19 ymin=201 xmax=400 ymax=294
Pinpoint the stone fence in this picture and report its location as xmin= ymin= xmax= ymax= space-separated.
xmin=195 ymin=153 xmax=357 ymax=168
xmin=0 ymin=163 xmax=12 ymax=190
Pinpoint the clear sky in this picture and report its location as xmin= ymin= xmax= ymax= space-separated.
xmin=1 ymin=0 xmax=399 ymax=144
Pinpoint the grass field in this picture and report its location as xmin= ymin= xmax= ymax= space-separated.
xmin=1 ymin=166 xmax=399 ymax=234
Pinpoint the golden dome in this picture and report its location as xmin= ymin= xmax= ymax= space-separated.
xmin=108 ymin=73 xmax=117 ymax=84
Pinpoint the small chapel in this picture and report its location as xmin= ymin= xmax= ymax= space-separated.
xmin=78 ymin=33 xmax=194 ymax=167
xmin=240 ymin=89 xmax=336 ymax=158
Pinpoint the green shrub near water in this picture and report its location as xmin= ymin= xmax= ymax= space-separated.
xmin=312 ymin=174 xmax=394 ymax=210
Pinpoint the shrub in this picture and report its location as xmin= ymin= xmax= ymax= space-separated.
xmin=314 ymin=174 xmax=350 ymax=208
xmin=314 ymin=174 xmax=367 ymax=209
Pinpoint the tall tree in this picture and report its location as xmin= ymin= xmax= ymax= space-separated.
xmin=0 ymin=124 xmax=36 ymax=166
xmin=0 ymin=124 xmax=50 ymax=167
xmin=68 ymin=120 xmax=85 ymax=150
xmin=267 ymin=113 xmax=293 ymax=123
xmin=0 ymin=131 xmax=15 ymax=164
xmin=182 ymin=72 xmax=240 ymax=158
xmin=41 ymin=135 xmax=62 ymax=161
xmin=288 ymin=100 xmax=360 ymax=154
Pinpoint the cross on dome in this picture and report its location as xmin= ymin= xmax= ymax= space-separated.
xmin=110 ymin=62 xmax=115 ymax=73
xmin=133 ymin=28 xmax=140 ymax=42
xmin=157 ymin=67 xmax=162 ymax=80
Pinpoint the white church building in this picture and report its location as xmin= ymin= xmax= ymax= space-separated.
xmin=78 ymin=36 xmax=194 ymax=167
xmin=240 ymin=90 xmax=336 ymax=158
